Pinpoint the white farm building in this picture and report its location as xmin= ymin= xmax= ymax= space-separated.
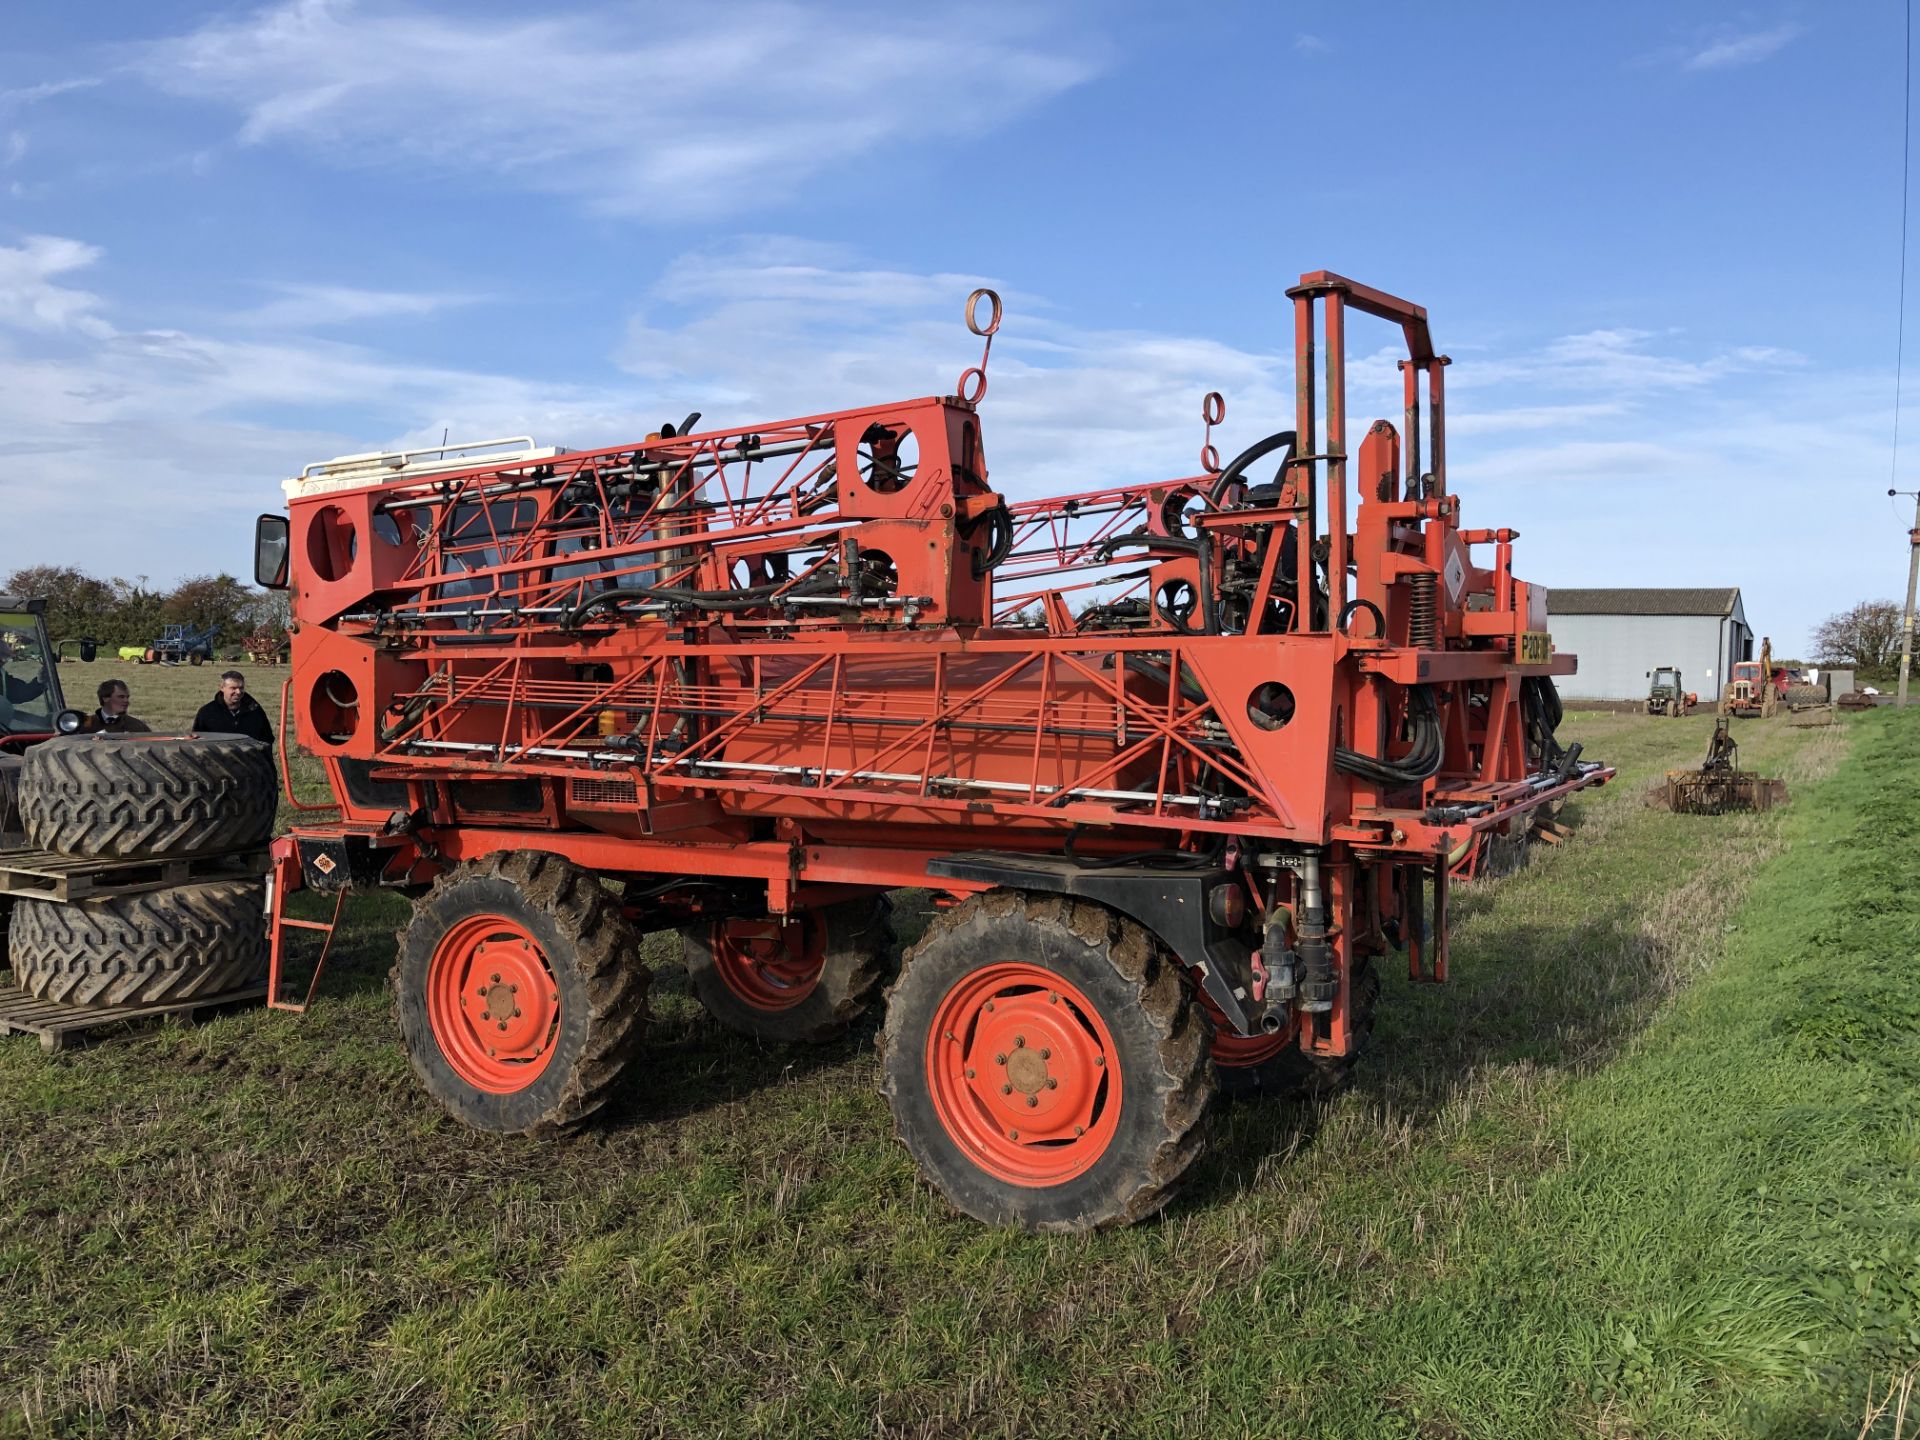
xmin=1545 ymin=588 xmax=1753 ymax=703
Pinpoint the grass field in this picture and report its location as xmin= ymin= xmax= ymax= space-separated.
xmin=4 ymin=667 xmax=1917 ymax=1437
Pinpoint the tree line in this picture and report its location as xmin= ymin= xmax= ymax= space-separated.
xmin=1812 ymin=599 xmax=1906 ymax=673
xmin=3 ymin=565 xmax=289 ymax=652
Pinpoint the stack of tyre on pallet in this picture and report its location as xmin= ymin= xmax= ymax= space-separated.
xmin=3 ymin=736 xmax=276 ymax=1008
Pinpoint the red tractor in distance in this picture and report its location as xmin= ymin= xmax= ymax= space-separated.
xmin=255 ymin=273 xmax=1611 ymax=1230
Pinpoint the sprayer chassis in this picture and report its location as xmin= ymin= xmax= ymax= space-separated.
xmin=259 ymin=271 xmax=1611 ymax=1229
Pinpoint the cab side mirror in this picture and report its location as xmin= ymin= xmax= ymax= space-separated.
xmin=255 ymin=514 xmax=290 ymax=590
xmin=80 ymin=639 xmax=97 ymax=664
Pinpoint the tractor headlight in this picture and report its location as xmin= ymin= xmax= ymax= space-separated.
xmin=54 ymin=709 xmax=83 ymax=735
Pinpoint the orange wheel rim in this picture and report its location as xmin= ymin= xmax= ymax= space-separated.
xmin=710 ymin=915 xmax=825 ymax=1012
xmin=925 ymin=962 xmax=1122 ymax=1187
xmin=1196 ymin=982 xmax=1291 ymax=1069
xmin=427 ymin=913 xmax=561 ymax=1093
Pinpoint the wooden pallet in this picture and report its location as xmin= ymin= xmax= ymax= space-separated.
xmin=0 ymin=846 xmax=269 ymax=903
xmin=0 ymin=978 xmax=267 ymax=1052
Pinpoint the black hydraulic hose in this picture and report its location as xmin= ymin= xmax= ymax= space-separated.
xmin=564 ymin=568 xmax=843 ymax=627
xmin=1208 ymin=430 xmax=1297 ymax=507
xmin=962 ymin=502 xmax=1014 ymax=578
xmin=1119 ymin=654 xmax=1207 ymax=704
xmin=1333 ymin=685 xmax=1444 ymax=786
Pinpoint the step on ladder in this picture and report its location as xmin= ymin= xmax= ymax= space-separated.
xmin=265 ymin=837 xmax=347 ymax=1013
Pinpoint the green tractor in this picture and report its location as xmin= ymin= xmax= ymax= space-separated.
xmin=1645 ymin=665 xmax=1696 ymax=718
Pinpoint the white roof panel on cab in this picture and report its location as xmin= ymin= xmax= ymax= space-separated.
xmin=283 ymin=437 xmax=569 ymax=501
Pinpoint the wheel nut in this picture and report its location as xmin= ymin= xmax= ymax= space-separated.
xmin=476 ymin=986 xmax=487 ymax=996
xmin=1094 ymin=1055 xmax=1105 ymax=1066
xmin=1041 ymin=1048 xmax=1051 ymax=1060
xmin=1074 ymin=1125 xmax=1084 ymax=1137
xmin=550 ymin=992 xmax=559 ymax=1002
xmin=510 ymin=984 xmax=518 ymax=993
xmin=491 ymin=974 xmax=501 ymax=984
xmin=964 ymin=1067 xmax=976 ymax=1079
xmin=1013 ymin=1035 xmax=1025 ymax=1048
xmin=512 ymin=1008 xmax=522 ymax=1018
xmin=984 ymin=1001 xmax=995 ymax=1012
xmin=497 ymin=1021 xmax=508 ymax=1032
xmin=488 ymin=1047 xmax=497 ymax=1057
xmin=1047 ymin=1077 xmax=1058 ymax=1089
xmin=1008 ymin=1130 xmax=1019 ymax=1140
xmin=994 ymin=1052 xmax=1007 ymax=1065
xmin=1048 ymin=991 xmax=1059 ymax=1003
xmin=1026 ymin=1095 xmax=1037 ymax=1108
xmin=1001 ymin=1084 xmax=1012 ymax=1095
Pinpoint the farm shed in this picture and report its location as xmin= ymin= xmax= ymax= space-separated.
xmin=1546 ymin=587 xmax=1752 ymax=702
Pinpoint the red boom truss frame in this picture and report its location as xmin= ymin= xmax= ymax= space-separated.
xmin=264 ymin=271 xmax=1611 ymax=1064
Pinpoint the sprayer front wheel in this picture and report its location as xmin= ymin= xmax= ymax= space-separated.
xmin=394 ymin=851 xmax=647 ymax=1137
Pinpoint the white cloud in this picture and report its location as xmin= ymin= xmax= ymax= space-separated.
xmin=3 ymin=132 xmax=25 ymax=167
xmin=1638 ymin=23 xmax=1805 ymax=73
xmin=0 ymin=231 xmax=1881 ymax=654
xmin=0 ymin=78 xmax=101 ymax=113
xmin=231 ymin=282 xmax=483 ymax=329
xmin=0 ymin=234 xmax=647 ymax=582
xmin=1684 ymin=23 xmax=1803 ymax=71
xmin=0 ymin=236 xmax=114 ymax=336
xmin=1293 ymin=33 xmax=1331 ymax=54
xmin=133 ymin=0 xmax=1102 ymax=218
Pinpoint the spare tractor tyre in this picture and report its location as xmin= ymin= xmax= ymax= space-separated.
xmin=8 ymin=879 xmax=267 ymax=1006
xmin=18 ymin=734 xmax=275 ymax=860
xmin=681 ymin=896 xmax=895 ymax=1045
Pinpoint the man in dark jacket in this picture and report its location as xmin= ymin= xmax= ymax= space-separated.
xmin=193 ymin=670 xmax=274 ymax=745
xmin=80 ymin=678 xmax=151 ymax=733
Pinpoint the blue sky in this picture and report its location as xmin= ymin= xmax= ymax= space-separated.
xmin=0 ymin=1 xmax=1906 ymax=654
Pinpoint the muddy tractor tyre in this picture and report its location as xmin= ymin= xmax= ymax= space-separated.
xmin=8 ymin=879 xmax=267 ymax=1006
xmin=19 ymin=734 xmax=275 ymax=860
xmin=1203 ymin=956 xmax=1381 ymax=1101
xmin=393 ymin=851 xmax=648 ymax=1137
xmin=682 ymin=896 xmax=894 ymax=1045
xmin=879 ymin=890 xmax=1212 ymax=1232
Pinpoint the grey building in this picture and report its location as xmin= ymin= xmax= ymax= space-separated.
xmin=1546 ymin=588 xmax=1752 ymax=702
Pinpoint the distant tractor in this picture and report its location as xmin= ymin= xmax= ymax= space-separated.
xmin=1721 ymin=637 xmax=1780 ymax=719
xmin=1644 ymin=666 xmax=1696 ymax=717
xmin=141 ymin=622 xmax=219 ymax=667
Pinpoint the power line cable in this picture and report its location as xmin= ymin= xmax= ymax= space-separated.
xmin=1895 ymin=0 xmax=1913 ymax=489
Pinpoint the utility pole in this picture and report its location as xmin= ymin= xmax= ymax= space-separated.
xmin=1897 ymin=487 xmax=1920 ymax=707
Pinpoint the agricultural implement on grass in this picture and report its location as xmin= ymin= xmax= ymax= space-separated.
xmin=1656 ymin=717 xmax=1785 ymax=814
xmin=253 ymin=271 xmax=1613 ymax=1230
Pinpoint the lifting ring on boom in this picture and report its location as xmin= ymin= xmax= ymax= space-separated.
xmin=957 ymin=288 xmax=1002 ymax=404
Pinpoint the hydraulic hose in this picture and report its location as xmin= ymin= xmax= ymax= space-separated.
xmin=962 ymin=502 xmax=1015 ymax=578
xmin=564 ymin=568 xmax=843 ymax=627
xmin=1333 ymin=685 xmax=1444 ymax=787
xmin=1208 ymin=430 xmax=1297 ymax=508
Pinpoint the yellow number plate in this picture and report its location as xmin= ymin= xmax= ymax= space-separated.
xmin=1518 ymin=631 xmax=1553 ymax=666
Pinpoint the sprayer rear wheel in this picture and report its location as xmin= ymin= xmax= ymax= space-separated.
xmin=880 ymin=891 xmax=1210 ymax=1231
xmin=681 ymin=896 xmax=893 ymax=1045
xmin=394 ymin=851 xmax=647 ymax=1137
xmin=1196 ymin=956 xmax=1379 ymax=1100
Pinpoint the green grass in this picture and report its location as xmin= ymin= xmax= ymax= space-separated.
xmin=2 ymin=686 xmax=1915 ymax=1437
